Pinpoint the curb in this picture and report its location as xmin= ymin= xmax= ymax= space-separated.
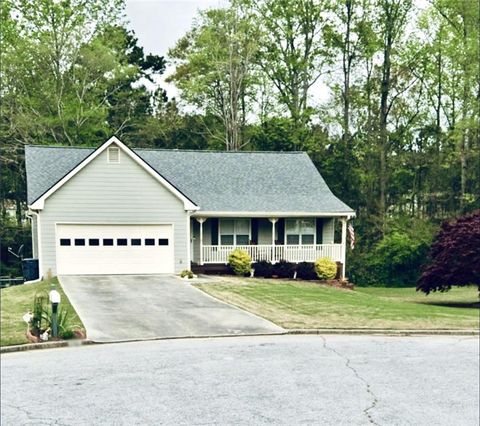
xmin=287 ymin=329 xmax=479 ymax=336
xmin=0 ymin=339 xmax=94 ymax=354
xmin=2 ymin=329 xmax=478 ymax=353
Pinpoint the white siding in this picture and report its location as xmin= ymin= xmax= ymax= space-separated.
xmin=322 ymin=218 xmax=335 ymax=244
xmin=39 ymin=145 xmax=188 ymax=276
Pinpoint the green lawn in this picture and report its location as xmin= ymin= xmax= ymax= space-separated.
xmin=0 ymin=278 xmax=84 ymax=346
xmin=196 ymin=278 xmax=479 ymax=330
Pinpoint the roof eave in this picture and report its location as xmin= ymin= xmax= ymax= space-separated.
xmin=192 ymin=211 xmax=355 ymax=218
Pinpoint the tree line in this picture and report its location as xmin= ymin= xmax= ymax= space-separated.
xmin=1 ymin=0 xmax=479 ymax=283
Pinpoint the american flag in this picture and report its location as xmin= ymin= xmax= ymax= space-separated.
xmin=348 ymin=223 xmax=355 ymax=250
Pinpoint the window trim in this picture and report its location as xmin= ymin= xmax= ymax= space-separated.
xmin=285 ymin=218 xmax=316 ymax=245
xmin=219 ymin=218 xmax=251 ymax=246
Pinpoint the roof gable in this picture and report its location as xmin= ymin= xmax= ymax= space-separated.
xmin=26 ymin=137 xmax=198 ymax=211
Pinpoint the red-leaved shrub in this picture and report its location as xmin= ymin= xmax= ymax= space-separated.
xmin=417 ymin=210 xmax=480 ymax=294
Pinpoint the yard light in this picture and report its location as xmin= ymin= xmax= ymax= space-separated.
xmin=49 ymin=284 xmax=61 ymax=338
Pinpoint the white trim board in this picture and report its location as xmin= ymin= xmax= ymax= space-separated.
xmin=29 ymin=136 xmax=199 ymax=211
xmin=192 ymin=211 xmax=355 ymax=219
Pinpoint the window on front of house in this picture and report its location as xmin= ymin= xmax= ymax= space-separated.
xmin=285 ymin=219 xmax=315 ymax=245
xmin=220 ymin=219 xmax=250 ymax=245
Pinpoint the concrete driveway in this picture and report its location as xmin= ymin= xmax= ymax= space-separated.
xmin=59 ymin=275 xmax=283 ymax=342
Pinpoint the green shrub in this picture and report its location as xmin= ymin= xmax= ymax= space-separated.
xmin=349 ymin=231 xmax=431 ymax=287
xmin=273 ymin=260 xmax=295 ymax=278
xmin=296 ymin=262 xmax=317 ymax=280
xmin=228 ymin=249 xmax=252 ymax=276
xmin=254 ymin=260 xmax=273 ymax=278
xmin=314 ymin=258 xmax=337 ymax=280
xmin=180 ymin=270 xmax=194 ymax=279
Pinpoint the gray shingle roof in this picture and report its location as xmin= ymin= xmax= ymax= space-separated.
xmin=25 ymin=145 xmax=354 ymax=214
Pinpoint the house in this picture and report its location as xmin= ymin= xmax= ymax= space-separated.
xmin=25 ymin=136 xmax=355 ymax=279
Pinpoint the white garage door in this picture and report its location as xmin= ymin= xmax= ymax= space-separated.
xmin=56 ymin=224 xmax=174 ymax=275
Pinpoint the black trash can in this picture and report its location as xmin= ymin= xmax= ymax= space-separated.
xmin=22 ymin=258 xmax=39 ymax=282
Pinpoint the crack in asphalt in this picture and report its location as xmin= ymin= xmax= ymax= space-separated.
xmin=320 ymin=336 xmax=380 ymax=426
xmin=3 ymin=403 xmax=68 ymax=426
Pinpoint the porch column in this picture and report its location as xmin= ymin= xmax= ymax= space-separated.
xmin=268 ymin=218 xmax=278 ymax=263
xmin=196 ymin=218 xmax=206 ymax=265
xmin=341 ymin=217 xmax=347 ymax=280
xmin=268 ymin=218 xmax=277 ymax=244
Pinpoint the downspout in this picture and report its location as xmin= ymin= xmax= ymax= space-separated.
xmin=186 ymin=210 xmax=195 ymax=270
xmin=25 ymin=208 xmax=43 ymax=283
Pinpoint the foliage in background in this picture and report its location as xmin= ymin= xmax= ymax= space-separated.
xmin=417 ymin=210 xmax=480 ymax=294
xmin=228 ymin=249 xmax=252 ymax=276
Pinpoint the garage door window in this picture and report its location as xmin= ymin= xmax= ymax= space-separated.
xmin=131 ymin=239 xmax=141 ymax=246
xmin=60 ymin=239 xmax=71 ymax=246
xmin=117 ymin=239 xmax=128 ymax=246
xmin=74 ymin=239 xmax=85 ymax=246
xmin=145 ymin=238 xmax=155 ymax=246
xmin=89 ymin=239 xmax=100 ymax=246
xmin=103 ymin=239 xmax=114 ymax=246
xmin=158 ymin=238 xmax=169 ymax=246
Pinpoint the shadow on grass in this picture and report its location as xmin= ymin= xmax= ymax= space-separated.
xmin=417 ymin=301 xmax=480 ymax=309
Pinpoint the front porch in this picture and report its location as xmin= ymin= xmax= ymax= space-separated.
xmin=190 ymin=216 xmax=351 ymax=278
xmin=201 ymin=244 xmax=342 ymax=264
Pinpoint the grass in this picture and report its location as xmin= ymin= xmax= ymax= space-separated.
xmin=196 ymin=278 xmax=479 ymax=330
xmin=0 ymin=277 xmax=84 ymax=346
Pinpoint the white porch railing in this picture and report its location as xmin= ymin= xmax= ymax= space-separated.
xmin=201 ymin=244 xmax=343 ymax=264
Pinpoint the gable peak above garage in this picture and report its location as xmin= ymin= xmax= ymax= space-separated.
xmin=28 ymin=136 xmax=199 ymax=211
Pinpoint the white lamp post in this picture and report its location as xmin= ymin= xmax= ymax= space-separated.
xmin=49 ymin=285 xmax=61 ymax=337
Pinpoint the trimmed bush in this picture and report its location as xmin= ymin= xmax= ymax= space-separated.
xmin=273 ymin=260 xmax=295 ymax=278
xmin=228 ymin=249 xmax=252 ymax=276
xmin=314 ymin=258 xmax=337 ymax=280
xmin=180 ymin=270 xmax=194 ymax=279
xmin=254 ymin=260 xmax=273 ymax=278
xmin=296 ymin=262 xmax=317 ymax=280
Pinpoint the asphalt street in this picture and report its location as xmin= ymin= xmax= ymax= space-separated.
xmin=1 ymin=335 xmax=478 ymax=425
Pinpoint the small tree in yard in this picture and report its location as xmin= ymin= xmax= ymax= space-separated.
xmin=417 ymin=210 xmax=480 ymax=294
